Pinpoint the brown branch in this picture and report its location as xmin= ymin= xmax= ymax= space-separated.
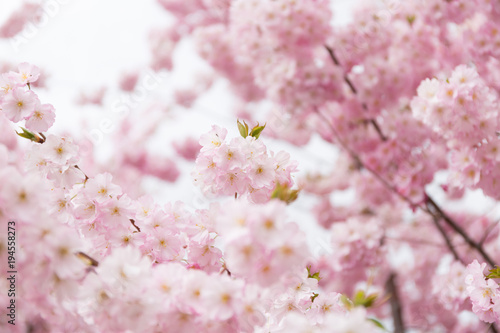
xmin=386 ymin=273 xmax=405 ymax=333
xmin=324 ymin=45 xmax=387 ymax=141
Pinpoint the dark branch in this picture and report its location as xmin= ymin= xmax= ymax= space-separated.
xmin=425 ymin=195 xmax=496 ymax=267
xmin=386 ymin=273 xmax=405 ymax=333
xmin=369 ymin=118 xmax=387 ymax=142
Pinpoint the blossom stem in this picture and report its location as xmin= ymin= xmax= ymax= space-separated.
xmin=130 ymin=219 xmax=141 ymax=232
xmin=74 ymin=165 xmax=89 ymax=183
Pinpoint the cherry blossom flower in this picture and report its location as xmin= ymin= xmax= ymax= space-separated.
xmin=10 ymin=62 xmax=41 ymax=85
xmin=84 ymin=173 xmax=122 ymax=203
xmin=1 ymin=86 xmax=38 ymax=122
xmin=25 ymin=102 xmax=56 ymax=132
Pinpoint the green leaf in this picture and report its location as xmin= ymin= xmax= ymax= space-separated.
xmin=16 ymin=127 xmax=44 ymax=143
xmin=487 ymin=266 xmax=500 ymax=279
xmin=16 ymin=127 xmax=36 ymax=140
xmin=340 ymin=295 xmax=353 ymax=310
xmin=353 ymin=290 xmax=366 ymax=305
xmin=249 ymin=123 xmax=266 ymax=139
xmin=406 ymin=15 xmax=416 ymax=26
xmin=271 ymin=182 xmax=299 ymax=205
xmin=311 ymin=293 xmax=319 ymax=302
xmin=306 ymin=265 xmax=321 ymax=281
xmin=352 ymin=289 xmax=378 ymax=308
xmin=368 ymin=318 xmax=387 ymax=330
xmin=364 ymin=293 xmax=379 ymax=307
xmin=237 ymin=119 xmax=248 ymax=138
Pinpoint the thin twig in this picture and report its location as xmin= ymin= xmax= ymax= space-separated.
xmin=480 ymin=219 xmax=500 ymax=246
xmin=314 ymin=108 xmax=417 ymax=208
xmin=384 ymin=236 xmax=452 ymax=248
xmin=426 ymin=196 xmax=496 ymax=267
xmin=324 ymin=45 xmax=387 ymax=141
xmin=430 ymin=214 xmax=463 ymax=263
xmin=369 ymin=118 xmax=387 ymax=141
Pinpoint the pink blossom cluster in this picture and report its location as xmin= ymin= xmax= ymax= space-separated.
xmin=122 ymin=148 xmax=180 ymax=183
xmin=0 ymin=3 xmax=41 ymax=38
xmin=1 ymin=118 xmax=384 ymax=332
xmin=411 ymin=65 xmax=498 ymax=144
xmin=173 ymin=136 xmax=202 ymax=161
xmin=465 ymin=260 xmax=500 ymax=323
xmin=214 ymin=200 xmax=309 ymax=286
xmin=193 ymin=125 xmax=298 ymax=202
xmin=191 ymin=0 xmax=345 ymax=112
xmin=0 ymin=62 xmax=55 ymax=132
xmin=25 ymin=134 xmax=83 ymax=187
xmin=278 ymin=307 xmax=382 ymax=333
xmin=3 ymin=0 xmax=500 ymax=328
xmin=412 ymin=65 xmax=500 ymax=197
xmin=230 ymin=0 xmax=332 ymax=59
xmin=142 ymin=0 xmax=500 ymax=330
xmin=329 ymin=217 xmax=384 ymax=271
xmin=432 ymin=261 xmax=469 ymax=311
xmin=79 ymin=247 xmax=264 ymax=333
